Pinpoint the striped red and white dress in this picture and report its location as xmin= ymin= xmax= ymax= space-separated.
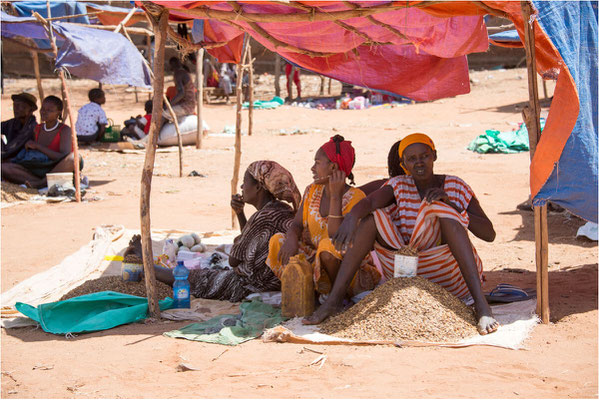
xmin=372 ymin=175 xmax=483 ymax=300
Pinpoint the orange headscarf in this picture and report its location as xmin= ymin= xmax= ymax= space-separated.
xmin=398 ymin=133 xmax=436 ymax=175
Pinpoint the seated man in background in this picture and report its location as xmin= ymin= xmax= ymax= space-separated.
xmin=1 ymin=92 xmax=38 ymax=160
xmin=76 ymin=88 xmax=108 ymax=144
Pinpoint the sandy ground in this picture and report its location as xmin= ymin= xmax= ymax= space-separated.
xmin=1 ymin=69 xmax=597 ymax=398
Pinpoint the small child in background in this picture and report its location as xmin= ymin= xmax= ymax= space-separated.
xmin=76 ymin=88 xmax=108 ymax=144
xmin=121 ymin=100 xmax=153 ymax=140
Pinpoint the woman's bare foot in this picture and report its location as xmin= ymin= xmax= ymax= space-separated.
xmin=474 ymin=301 xmax=499 ymax=335
xmin=302 ymin=299 xmax=344 ymax=325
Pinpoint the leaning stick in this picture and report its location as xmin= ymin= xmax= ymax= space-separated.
xmin=196 ymin=48 xmax=204 ymax=149
xmin=30 ymin=50 xmax=45 ymax=102
xmin=139 ymin=4 xmax=169 ymax=319
xmin=248 ymin=40 xmax=254 ymax=136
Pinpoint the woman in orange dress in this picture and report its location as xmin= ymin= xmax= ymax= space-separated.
xmin=267 ymin=135 xmax=380 ymax=299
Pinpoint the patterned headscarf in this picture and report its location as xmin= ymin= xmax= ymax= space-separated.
xmin=247 ymin=160 xmax=301 ymax=211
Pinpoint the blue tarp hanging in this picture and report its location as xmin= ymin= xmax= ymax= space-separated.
xmin=532 ymin=1 xmax=598 ymax=222
xmin=0 ymin=11 xmax=152 ymax=88
xmin=489 ymin=29 xmax=521 ymax=43
xmin=53 ymin=23 xmax=152 ymax=88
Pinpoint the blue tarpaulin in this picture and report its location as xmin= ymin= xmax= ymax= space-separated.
xmin=1 ymin=11 xmax=151 ymax=88
xmin=489 ymin=29 xmax=521 ymax=44
xmin=532 ymin=1 xmax=598 ymax=222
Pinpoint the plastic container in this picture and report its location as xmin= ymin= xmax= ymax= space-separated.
xmin=46 ymin=172 xmax=73 ymax=189
xmin=394 ymin=254 xmax=419 ymax=278
xmin=281 ymin=254 xmax=315 ymax=318
xmin=122 ymin=262 xmax=143 ymax=282
xmin=172 ymin=261 xmax=191 ymax=308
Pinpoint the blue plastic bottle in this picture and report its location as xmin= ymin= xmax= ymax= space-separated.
xmin=172 ymin=261 xmax=190 ymax=309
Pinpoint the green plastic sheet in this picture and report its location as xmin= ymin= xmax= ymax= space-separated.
xmin=15 ymin=291 xmax=173 ymax=335
xmin=242 ymin=96 xmax=284 ymax=110
xmin=467 ymin=119 xmax=545 ymax=154
xmin=164 ymin=299 xmax=285 ymax=345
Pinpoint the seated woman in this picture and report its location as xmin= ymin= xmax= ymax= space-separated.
xmin=155 ymin=160 xmax=301 ymax=302
xmin=267 ymin=135 xmax=380 ymax=300
xmin=121 ymin=100 xmax=152 ymax=141
xmin=358 ymin=139 xmax=404 ymax=196
xmin=306 ymin=133 xmax=499 ymax=335
xmin=1 ymin=95 xmax=81 ymax=189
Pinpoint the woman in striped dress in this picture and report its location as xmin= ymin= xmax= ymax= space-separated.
xmin=304 ymin=133 xmax=499 ymax=335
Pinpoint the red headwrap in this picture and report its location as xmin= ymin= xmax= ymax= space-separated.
xmin=321 ymin=136 xmax=355 ymax=177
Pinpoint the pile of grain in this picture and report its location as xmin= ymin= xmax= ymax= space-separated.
xmin=1 ymin=182 xmax=38 ymax=203
xmin=59 ymin=276 xmax=173 ymax=302
xmin=320 ymin=277 xmax=478 ymax=342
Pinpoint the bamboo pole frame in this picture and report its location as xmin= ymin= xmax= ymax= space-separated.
xmin=196 ymin=48 xmax=204 ymax=149
xmin=521 ymin=0 xmax=549 ymax=324
xmin=140 ymin=5 xmax=169 ymax=319
xmin=34 ymin=7 xmax=81 ymax=203
xmin=248 ymin=40 xmax=254 ymax=137
xmin=274 ymin=53 xmax=281 ymax=97
xmin=30 ymin=50 xmax=45 ymax=102
xmin=231 ymin=35 xmax=250 ymax=228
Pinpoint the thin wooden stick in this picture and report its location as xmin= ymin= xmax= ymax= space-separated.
xmin=140 ymin=5 xmax=169 ymax=319
xmin=184 ymin=3 xmax=408 ymax=23
xmin=38 ymin=6 xmax=81 ymax=203
xmin=474 ymin=1 xmax=510 ymax=19
xmin=66 ymin=22 xmax=152 ymax=36
xmin=196 ymin=48 xmax=204 ymax=149
xmin=274 ymin=53 xmax=281 ymax=97
xmin=30 ymin=50 xmax=45 ymax=101
xmin=521 ymin=0 xmax=549 ymax=324
xmin=113 ymin=7 xmax=138 ymax=33
xmin=248 ymin=40 xmax=254 ymax=136
xmin=1 ymin=10 xmax=104 ymax=23
xmin=163 ymin=97 xmax=184 ymax=177
xmin=231 ymin=35 xmax=250 ymax=229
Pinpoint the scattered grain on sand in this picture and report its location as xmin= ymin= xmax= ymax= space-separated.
xmin=59 ymin=276 xmax=173 ymax=301
xmin=1 ymin=182 xmax=38 ymax=203
xmin=320 ymin=277 xmax=478 ymax=343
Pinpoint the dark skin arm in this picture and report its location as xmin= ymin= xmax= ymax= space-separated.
xmin=332 ymin=185 xmax=396 ymax=251
xmin=423 ymin=188 xmax=495 ymax=242
xmin=97 ymin=123 xmax=106 ymax=139
xmin=278 ymin=198 xmax=306 ymax=266
xmin=326 ymin=170 xmax=346 ymax=237
xmin=25 ymin=125 xmax=71 ymax=161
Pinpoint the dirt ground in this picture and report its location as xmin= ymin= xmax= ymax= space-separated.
xmin=1 ymin=68 xmax=597 ymax=398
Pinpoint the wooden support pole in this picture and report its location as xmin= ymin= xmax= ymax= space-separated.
xmin=163 ymin=97 xmax=184 ymax=178
xmin=319 ymin=75 xmax=325 ymax=95
xmin=40 ymin=4 xmax=81 ymax=203
xmin=30 ymin=50 xmax=44 ymax=103
xmin=196 ymin=48 xmax=204 ymax=149
xmin=274 ymin=53 xmax=281 ymax=97
xmin=231 ymin=35 xmax=250 ymax=228
xmin=140 ymin=7 xmax=169 ymax=319
xmin=113 ymin=7 xmax=137 ymax=34
xmin=521 ymin=0 xmax=549 ymax=324
xmin=328 ymin=77 xmax=332 ymax=95
xmin=248 ymin=41 xmax=254 ymax=137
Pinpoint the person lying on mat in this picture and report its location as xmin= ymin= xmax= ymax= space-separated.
xmin=267 ymin=135 xmax=381 ymax=301
xmin=155 ymin=160 xmax=300 ymax=302
xmin=1 ymin=95 xmax=83 ymax=189
xmin=358 ymin=139 xmax=404 ymax=196
xmin=304 ymin=133 xmax=499 ymax=335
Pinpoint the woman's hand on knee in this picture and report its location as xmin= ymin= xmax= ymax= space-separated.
xmin=278 ymin=238 xmax=299 ymax=266
xmin=333 ymin=214 xmax=358 ymax=252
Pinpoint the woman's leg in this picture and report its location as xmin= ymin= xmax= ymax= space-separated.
xmin=303 ymin=215 xmax=380 ymax=324
xmin=439 ymin=217 xmax=498 ymax=335
xmin=1 ymin=163 xmax=44 ymax=188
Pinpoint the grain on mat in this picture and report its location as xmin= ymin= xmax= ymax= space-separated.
xmin=320 ymin=277 xmax=478 ymax=343
xmin=59 ymin=276 xmax=173 ymax=302
xmin=1 ymin=182 xmax=38 ymax=203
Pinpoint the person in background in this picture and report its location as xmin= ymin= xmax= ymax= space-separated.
xmin=1 ymin=92 xmax=37 ymax=160
xmin=163 ymin=57 xmax=197 ymax=122
xmin=358 ymin=140 xmax=404 ymax=196
xmin=285 ymin=61 xmax=301 ymax=102
xmin=2 ymin=95 xmax=82 ymax=188
xmin=120 ymin=100 xmax=153 ymax=140
xmin=76 ymin=88 xmax=107 ymax=144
